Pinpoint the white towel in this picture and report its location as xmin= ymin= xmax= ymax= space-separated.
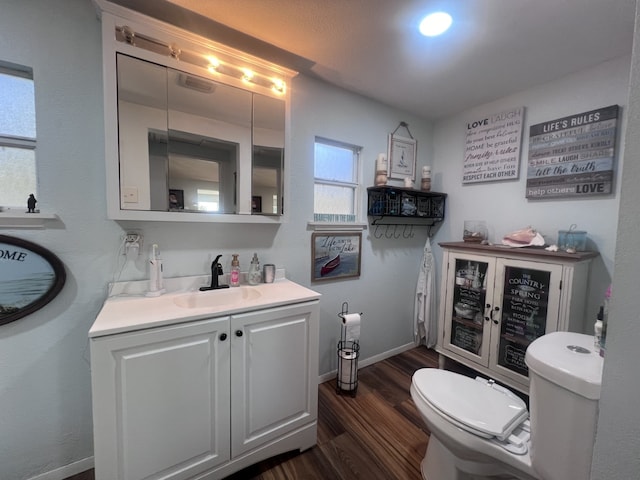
xmin=414 ymin=236 xmax=437 ymax=347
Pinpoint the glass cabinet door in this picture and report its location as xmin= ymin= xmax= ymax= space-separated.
xmin=489 ymin=259 xmax=562 ymax=383
xmin=443 ymin=254 xmax=495 ymax=366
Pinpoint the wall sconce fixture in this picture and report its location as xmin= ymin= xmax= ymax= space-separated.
xmin=115 ymin=25 xmax=290 ymax=96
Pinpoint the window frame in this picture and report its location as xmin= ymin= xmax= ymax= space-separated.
xmin=312 ymin=136 xmax=364 ymax=227
xmin=0 ymin=62 xmax=38 ymax=208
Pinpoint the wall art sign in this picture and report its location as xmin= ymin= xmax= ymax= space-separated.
xmin=0 ymin=235 xmax=66 ymax=326
xmin=311 ymin=232 xmax=361 ymax=282
xmin=526 ymin=105 xmax=619 ymax=199
xmin=388 ymin=135 xmax=417 ymax=180
xmin=462 ymin=107 xmax=524 ymax=184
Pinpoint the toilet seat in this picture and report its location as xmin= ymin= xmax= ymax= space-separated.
xmin=412 ymin=369 xmax=530 ymax=454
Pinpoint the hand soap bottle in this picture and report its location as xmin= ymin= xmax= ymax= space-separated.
xmin=248 ymin=253 xmax=261 ymax=285
xmin=230 ymin=254 xmax=240 ymax=287
xmin=146 ymin=244 xmax=165 ymax=297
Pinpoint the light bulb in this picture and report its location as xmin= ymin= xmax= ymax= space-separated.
xmin=206 ymin=56 xmax=220 ymax=73
xmin=419 ymin=12 xmax=452 ymax=37
xmin=242 ymin=68 xmax=254 ymax=83
xmin=272 ymin=78 xmax=286 ymax=94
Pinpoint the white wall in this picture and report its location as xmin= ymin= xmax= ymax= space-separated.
xmin=0 ymin=0 xmax=636 ymax=478
xmin=0 ymin=1 xmax=434 ymax=478
xmin=0 ymin=1 xmax=116 ymax=479
xmin=591 ymin=2 xmax=640 ymax=477
xmin=431 ymin=55 xmax=631 ymax=328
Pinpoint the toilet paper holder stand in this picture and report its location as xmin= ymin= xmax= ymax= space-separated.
xmin=337 ymin=302 xmax=362 ymax=396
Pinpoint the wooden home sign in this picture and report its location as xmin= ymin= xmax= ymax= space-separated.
xmin=526 ymin=105 xmax=619 ymax=199
xmin=0 ymin=235 xmax=66 ymax=326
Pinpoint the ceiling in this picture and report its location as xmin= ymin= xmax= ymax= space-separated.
xmin=110 ymin=0 xmax=636 ymax=120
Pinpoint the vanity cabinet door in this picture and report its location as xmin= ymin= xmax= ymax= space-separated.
xmin=91 ymin=316 xmax=231 ymax=480
xmin=230 ymin=302 xmax=319 ymax=457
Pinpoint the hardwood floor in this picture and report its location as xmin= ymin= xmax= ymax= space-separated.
xmin=65 ymin=346 xmax=439 ymax=480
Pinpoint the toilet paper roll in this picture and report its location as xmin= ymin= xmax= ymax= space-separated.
xmin=338 ymin=348 xmax=358 ymax=390
xmin=342 ymin=313 xmax=361 ymax=342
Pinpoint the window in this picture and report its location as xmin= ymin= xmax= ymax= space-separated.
xmin=314 ymin=137 xmax=361 ymax=222
xmin=0 ymin=62 xmax=37 ymax=207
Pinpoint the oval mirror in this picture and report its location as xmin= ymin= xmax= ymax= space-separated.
xmin=0 ymin=235 xmax=66 ymax=326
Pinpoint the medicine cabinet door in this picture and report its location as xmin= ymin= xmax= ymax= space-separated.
xmin=442 ymin=253 xmax=496 ymax=367
xmin=489 ymin=259 xmax=562 ymax=384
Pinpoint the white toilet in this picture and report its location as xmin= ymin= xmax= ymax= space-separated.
xmin=410 ymin=331 xmax=603 ymax=480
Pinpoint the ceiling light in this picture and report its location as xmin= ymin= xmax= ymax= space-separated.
xmin=419 ymin=12 xmax=452 ymax=37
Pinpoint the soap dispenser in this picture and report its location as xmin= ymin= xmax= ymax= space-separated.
xmin=248 ymin=253 xmax=261 ymax=285
xmin=230 ymin=254 xmax=240 ymax=287
xmin=146 ymin=244 xmax=165 ymax=297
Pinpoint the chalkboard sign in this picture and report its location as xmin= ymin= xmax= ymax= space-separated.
xmin=0 ymin=235 xmax=66 ymax=326
xmin=497 ymin=266 xmax=551 ymax=376
xmin=450 ymin=259 xmax=489 ymax=355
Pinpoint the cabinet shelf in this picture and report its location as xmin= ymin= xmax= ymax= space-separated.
xmin=367 ymin=186 xmax=447 ymax=226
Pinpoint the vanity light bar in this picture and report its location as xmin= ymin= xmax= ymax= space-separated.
xmin=115 ymin=25 xmax=287 ymax=95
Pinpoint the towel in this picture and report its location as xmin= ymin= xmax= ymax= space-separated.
xmin=414 ymin=236 xmax=437 ymax=347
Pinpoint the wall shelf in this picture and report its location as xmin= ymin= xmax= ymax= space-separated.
xmin=367 ymin=186 xmax=447 ymax=227
xmin=0 ymin=210 xmax=59 ymax=229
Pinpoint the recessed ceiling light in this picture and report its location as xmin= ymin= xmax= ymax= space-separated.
xmin=419 ymin=12 xmax=453 ymax=37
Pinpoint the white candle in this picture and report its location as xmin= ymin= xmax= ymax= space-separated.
xmin=376 ymin=153 xmax=387 ymax=171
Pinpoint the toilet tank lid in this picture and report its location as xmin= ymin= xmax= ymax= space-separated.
xmin=525 ymin=331 xmax=603 ymax=400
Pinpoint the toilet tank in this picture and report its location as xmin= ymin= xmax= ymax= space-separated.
xmin=525 ymin=331 xmax=603 ymax=480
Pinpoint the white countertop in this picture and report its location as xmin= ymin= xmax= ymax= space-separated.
xmin=90 ymin=276 xmax=321 ymax=338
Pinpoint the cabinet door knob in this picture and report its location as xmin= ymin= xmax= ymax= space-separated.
xmin=219 ymin=333 xmax=227 ymax=341
xmin=235 ymin=329 xmax=243 ymax=337
xmin=484 ymin=304 xmax=492 ymax=322
xmin=491 ymin=306 xmax=500 ymax=324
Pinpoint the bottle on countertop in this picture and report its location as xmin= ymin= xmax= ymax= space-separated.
xmin=147 ymin=244 xmax=165 ymax=296
xmin=600 ymin=284 xmax=611 ymax=357
xmin=248 ymin=253 xmax=261 ymax=285
xmin=594 ymin=306 xmax=603 ymax=351
xmin=230 ymin=254 xmax=240 ymax=287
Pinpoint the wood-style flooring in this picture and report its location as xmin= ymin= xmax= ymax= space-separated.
xmin=65 ymin=346 xmax=440 ymax=480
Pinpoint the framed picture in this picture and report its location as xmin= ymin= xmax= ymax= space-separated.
xmin=311 ymin=232 xmax=361 ymax=282
xmin=169 ymin=189 xmax=184 ymax=210
xmin=388 ymin=134 xmax=416 ymax=180
xmin=251 ymin=196 xmax=262 ymax=213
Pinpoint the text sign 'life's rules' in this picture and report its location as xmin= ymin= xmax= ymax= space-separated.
xmin=526 ymin=105 xmax=619 ymax=199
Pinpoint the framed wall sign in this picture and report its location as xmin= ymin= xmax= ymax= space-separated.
xmin=311 ymin=232 xmax=361 ymax=282
xmin=0 ymin=235 xmax=66 ymax=326
xmin=388 ymin=134 xmax=417 ymax=180
xmin=526 ymin=105 xmax=619 ymax=199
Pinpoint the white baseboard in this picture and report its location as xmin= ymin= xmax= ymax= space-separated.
xmin=318 ymin=341 xmax=417 ymax=383
xmin=28 ymin=457 xmax=94 ymax=480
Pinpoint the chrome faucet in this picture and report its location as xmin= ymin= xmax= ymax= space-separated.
xmin=199 ymin=254 xmax=229 ymax=290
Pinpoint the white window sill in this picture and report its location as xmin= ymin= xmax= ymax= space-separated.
xmin=0 ymin=210 xmax=59 ymax=229
xmin=307 ymin=221 xmax=367 ymax=232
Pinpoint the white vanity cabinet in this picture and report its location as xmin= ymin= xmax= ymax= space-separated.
xmin=90 ymin=296 xmax=319 ymax=480
xmin=436 ymin=242 xmax=597 ymax=393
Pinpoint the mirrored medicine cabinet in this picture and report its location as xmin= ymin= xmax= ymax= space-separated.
xmin=96 ymin=0 xmax=295 ymax=222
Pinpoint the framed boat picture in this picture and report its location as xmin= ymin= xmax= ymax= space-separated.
xmin=312 ymin=232 xmax=361 ymax=282
xmin=0 ymin=235 xmax=66 ymax=326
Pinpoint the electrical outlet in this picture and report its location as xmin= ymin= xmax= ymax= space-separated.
xmin=123 ymin=231 xmax=143 ymax=256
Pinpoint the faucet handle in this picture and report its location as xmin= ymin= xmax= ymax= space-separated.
xmin=215 ymin=264 xmax=224 ymax=274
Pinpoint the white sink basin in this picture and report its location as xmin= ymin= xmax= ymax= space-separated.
xmin=173 ymin=287 xmax=262 ymax=309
